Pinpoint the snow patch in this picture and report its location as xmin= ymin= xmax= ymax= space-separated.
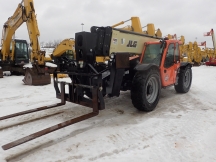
xmin=45 ymin=62 xmax=57 ymax=67
xmin=0 ymin=65 xmax=216 ymax=162
xmin=23 ymin=63 xmax=33 ymax=68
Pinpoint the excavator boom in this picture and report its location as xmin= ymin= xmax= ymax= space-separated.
xmin=1 ymin=3 xmax=26 ymax=62
xmin=52 ymin=38 xmax=75 ymax=57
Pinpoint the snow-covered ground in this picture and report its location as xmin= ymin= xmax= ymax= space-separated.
xmin=0 ymin=65 xmax=216 ymax=162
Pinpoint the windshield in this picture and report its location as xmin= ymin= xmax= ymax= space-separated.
xmin=142 ymin=43 xmax=162 ymax=66
xmin=64 ymin=50 xmax=75 ymax=60
xmin=15 ymin=41 xmax=28 ymax=60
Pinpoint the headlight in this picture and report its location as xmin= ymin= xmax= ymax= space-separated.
xmin=79 ymin=61 xmax=84 ymax=68
xmin=110 ymin=54 xmax=115 ymax=59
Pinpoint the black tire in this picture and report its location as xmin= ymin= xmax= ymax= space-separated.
xmin=131 ymin=68 xmax=161 ymax=112
xmin=174 ymin=66 xmax=192 ymax=93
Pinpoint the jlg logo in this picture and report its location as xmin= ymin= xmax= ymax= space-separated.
xmin=127 ymin=40 xmax=137 ymax=47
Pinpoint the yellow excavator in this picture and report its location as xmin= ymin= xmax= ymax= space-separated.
xmin=48 ymin=38 xmax=75 ymax=78
xmin=49 ymin=38 xmax=75 ymax=60
xmin=0 ymin=0 xmax=73 ymax=85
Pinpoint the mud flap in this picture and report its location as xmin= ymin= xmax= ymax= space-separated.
xmin=22 ymin=68 xmax=51 ymax=85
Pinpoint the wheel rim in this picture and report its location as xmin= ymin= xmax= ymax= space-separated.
xmin=184 ymin=69 xmax=191 ymax=88
xmin=145 ymin=76 xmax=159 ymax=104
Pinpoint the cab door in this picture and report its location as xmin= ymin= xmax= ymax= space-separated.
xmin=161 ymin=43 xmax=180 ymax=87
xmin=173 ymin=43 xmax=181 ymax=84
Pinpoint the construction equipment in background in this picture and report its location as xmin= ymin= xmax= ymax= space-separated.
xmin=0 ymin=0 xmax=75 ymax=84
xmin=0 ymin=18 xmax=192 ymax=150
xmin=112 ymin=17 xmax=162 ymax=37
xmin=197 ymin=41 xmax=206 ymax=49
xmin=0 ymin=38 xmax=75 ymax=79
xmin=0 ymin=0 xmax=57 ymax=85
xmin=0 ymin=38 xmax=30 ymax=76
xmin=112 ymin=17 xmax=143 ymax=33
xmin=51 ymin=38 xmax=75 ymax=60
xmin=197 ymin=41 xmax=207 ymax=63
xmin=204 ymin=29 xmax=216 ymax=66
xmin=143 ymin=24 xmax=162 ymax=37
xmin=193 ymin=40 xmax=216 ymax=65
xmin=168 ymin=33 xmax=204 ymax=66
xmin=204 ymin=29 xmax=216 ymax=49
xmin=167 ymin=34 xmax=177 ymax=40
xmin=49 ymin=38 xmax=75 ymax=78
xmin=192 ymin=42 xmax=203 ymax=66
xmin=182 ymin=42 xmax=203 ymax=66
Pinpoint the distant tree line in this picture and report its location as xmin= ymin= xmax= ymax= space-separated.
xmin=40 ymin=39 xmax=62 ymax=48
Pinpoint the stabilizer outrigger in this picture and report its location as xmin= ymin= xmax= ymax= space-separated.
xmin=1 ymin=72 xmax=105 ymax=150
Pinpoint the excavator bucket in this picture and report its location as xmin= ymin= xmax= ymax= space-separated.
xmin=22 ymin=68 xmax=51 ymax=85
xmin=0 ymin=68 xmax=3 ymax=78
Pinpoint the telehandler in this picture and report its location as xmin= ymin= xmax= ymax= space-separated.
xmin=0 ymin=17 xmax=192 ymax=150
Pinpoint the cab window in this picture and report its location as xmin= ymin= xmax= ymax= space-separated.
xmin=164 ymin=43 xmax=174 ymax=68
xmin=142 ymin=44 xmax=161 ymax=66
xmin=15 ymin=41 xmax=28 ymax=60
xmin=175 ymin=43 xmax=180 ymax=61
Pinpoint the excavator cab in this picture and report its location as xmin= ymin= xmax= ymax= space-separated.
xmin=13 ymin=39 xmax=29 ymax=64
xmin=62 ymin=50 xmax=75 ymax=60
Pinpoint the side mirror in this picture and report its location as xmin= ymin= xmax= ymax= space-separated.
xmin=160 ymin=39 xmax=167 ymax=49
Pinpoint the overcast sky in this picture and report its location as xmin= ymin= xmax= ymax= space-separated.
xmin=0 ymin=0 xmax=216 ymax=47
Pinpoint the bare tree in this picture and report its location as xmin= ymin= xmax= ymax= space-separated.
xmin=40 ymin=41 xmax=45 ymax=48
xmin=44 ymin=41 xmax=53 ymax=48
xmin=41 ymin=39 xmax=63 ymax=48
xmin=53 ymin=39 xmax=62 ymax=47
